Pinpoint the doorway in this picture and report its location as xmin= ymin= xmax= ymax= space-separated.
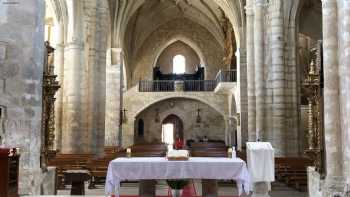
xmin=161 ymin=114 xmax=183 ymax=147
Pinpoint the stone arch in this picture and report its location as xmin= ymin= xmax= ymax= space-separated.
xmin=127 ymin=96 xmax=229 ymax=146
xmin=134 ymin=95 xmax=227 ymax=120
xmin=152 ymin=36 xmax=207 ymax=68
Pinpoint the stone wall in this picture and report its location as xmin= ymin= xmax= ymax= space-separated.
xmin=122 ymin=86 xmax=230 ymax=147
xmin=135 ymin=98 xmax=226 ymax=144
xmin=156 ymin=41 xmax=200 ymax=74
xmin=0 ymin=0 xmax=45 ymax=194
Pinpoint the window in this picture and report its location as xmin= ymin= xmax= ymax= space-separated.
xmin=172 ymin=55 xmax=186 ymax=74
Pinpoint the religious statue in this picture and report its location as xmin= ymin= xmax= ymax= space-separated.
xmin=221 ymin=13 xmax=235 ymax=69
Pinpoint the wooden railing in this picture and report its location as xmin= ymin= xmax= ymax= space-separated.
xmin=215 ymin=70 xmax=237 ymax=83
xmin=184 ymin=80 xmax=217 ymax=92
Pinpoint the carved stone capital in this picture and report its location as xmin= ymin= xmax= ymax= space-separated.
xmin=254 ymin=0 xmax=268 ymax=7
xmin=268 ymin=0 xmax=283 ymax=11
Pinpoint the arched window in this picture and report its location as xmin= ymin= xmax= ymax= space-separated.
xmin=173 ymin=55 xmax=186 ymax=74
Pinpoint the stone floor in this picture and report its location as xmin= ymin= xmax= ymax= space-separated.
xmin=54 ymin=181 xmax=308 ymax=197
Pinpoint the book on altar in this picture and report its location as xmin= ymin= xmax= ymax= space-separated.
xmin=167 ymin=149 xmax=189 ymax=160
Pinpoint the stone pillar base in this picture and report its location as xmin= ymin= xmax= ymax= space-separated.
xmin=41 ymin=167 xmax=57 ymax=195
xmin=252 ymin=182 xmax=270 ymax=197
xmin=322 ymin=176 xmax=348 ymax=197
xmin=308 ymin=167 xmax=322 ymax=197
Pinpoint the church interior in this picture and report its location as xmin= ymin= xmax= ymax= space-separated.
xmin=0 ymin=0 xmax=349 ymax=196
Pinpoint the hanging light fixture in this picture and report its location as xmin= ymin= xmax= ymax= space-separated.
xmin=155 ymin=108 xmax=160 ymax=123
xmin=196 ymin=108 xmax=201 ymax=123
xmin=120 ymin=108 xmax=127 ymax=124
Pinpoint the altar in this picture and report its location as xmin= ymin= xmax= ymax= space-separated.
xmin=105 ymin=157 xmax=250 ymax=196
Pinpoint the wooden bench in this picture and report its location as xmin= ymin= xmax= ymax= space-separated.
xmin=127 ymin=143 xmax=167 ymax=197
xmin=86 ymin=143 xmax=166 ymax=188
xmin=189 ymin=142 xmax=228 ymax=197
xmin=48 ymin=153 xmax=94 ymax=189
xmin=275 ymin=157 xmax=312 ymax=191
xmin=130 ymin=143 xmax=167 ymax=153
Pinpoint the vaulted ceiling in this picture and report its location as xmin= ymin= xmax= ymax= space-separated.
xmin=124 ymin=0 xmax=227 ymax=59
xmin=108 ymin=0 xmax=245 ymax=50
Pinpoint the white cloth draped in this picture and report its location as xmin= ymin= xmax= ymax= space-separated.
xmin=246 ymin=142 xmax=275 ymax=190
xmin=105 ymin=157 xmax=250 ymax=196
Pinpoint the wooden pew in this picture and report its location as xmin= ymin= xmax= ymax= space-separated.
xmin=130 ymin=143 xmax=167 ymax=153
xmin=86 ymin=143 xmax=166 ymax=188
xmin=190 ymin=151 xmax=227 ymax=157
xmin=189 ymin=142 xmax=228 ymax=197
xmin=48 ymin=153 xmax=94 ymax=189
xmin=127 ymin=143 xmax=167 ymax=197
xmin=191 ymin=142 xmax=226 ymax=150
xmin=275 ymin=157 xmax=312 ymax=191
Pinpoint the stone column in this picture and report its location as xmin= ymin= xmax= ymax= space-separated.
xmin=321 ymin=0 xmax=343 ymax=177
xmin=246 ymin=0 xmax=256 ymax=141
xmin=338 ymin=0 xmax=350 ymax=181
xmin=269 ymin=0 xmax=285 ymax=156
xmin=105 ymin=48 xmax=123 ymax=147
xmin=61 ymin=41 xmax=85 ymax=153
xmin=254 ymin=0 xmax=266 ymax=140
xmin=237 ymin=48 xmax=248 ymax=147
xmin=252 ymin=182 xmax=270 ymax=197
xmin=53 ymin=22 xmax=64 ymax=151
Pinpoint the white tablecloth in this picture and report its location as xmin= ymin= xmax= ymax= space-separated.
xmin=246 ymin=142 xmax=274 ymax=189
xmin=105 ymin=157 xmax=250 ymax=196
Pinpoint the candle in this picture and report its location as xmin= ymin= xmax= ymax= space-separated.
xmin=228 ymin=148 xmax=232 ymax=158
xmin=126 ymin=148 xmax=131 ymax=158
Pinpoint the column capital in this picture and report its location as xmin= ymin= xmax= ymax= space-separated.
xmin=65 ymin=41 xmax=83 ymax=49
xmin=254 ymin=0 xmax=268 ymax=7
xmin=268 ymin=0 xmax=283 ymax=10
xmin=321 ymin=0 xmax=337 ymax=3
xmin=109 ymin=47 xmax=123 ymax=54
xmin=245 ymin=0 xmax=255 ymax=15
xmin=245 ymin=6 xmax=255 ymax=15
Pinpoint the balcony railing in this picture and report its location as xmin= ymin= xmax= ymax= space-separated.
xmin=139 ymin=70 xmax=237 ymax=92
xmin=184 ymin=80 xmax=217 ymax=91
xmin=139 ymin=80 xmax=174 ymax=92
xmin=215 ymin=70 xmax=237 ymax=83
xmin=139 ymin=80 xmax=217 ymax=92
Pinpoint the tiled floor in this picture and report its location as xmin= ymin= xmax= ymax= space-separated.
xmin=55 ymin=181 xmax=308 ymax=197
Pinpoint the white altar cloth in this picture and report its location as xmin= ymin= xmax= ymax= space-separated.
xmin=105 ymin=157 xmax=250 ymax=196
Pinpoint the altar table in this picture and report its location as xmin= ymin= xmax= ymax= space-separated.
xmin=105 ymin=157 xmax=250 ymax=196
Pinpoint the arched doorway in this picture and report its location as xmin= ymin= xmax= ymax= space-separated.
xmin=161 ymin=114 xmax=184 ymax=146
